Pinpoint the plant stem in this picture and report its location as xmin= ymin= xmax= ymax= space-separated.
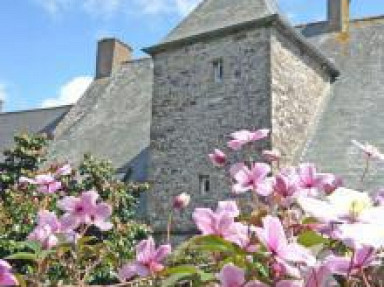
xmin=361 ymin=269 xmax=372 ymax=287
xmin=360 ymin=158 xmax=370 ymax=184
xmin=166 ymin=210 xmax=174 ymax=243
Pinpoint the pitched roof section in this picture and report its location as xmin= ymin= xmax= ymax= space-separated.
xmin=0 ymin=105 xmax=71 ymax=156
xmin=301 ymin=17 xmax=384 ymax=191
xmin=161 ymin=0 xmax=278 ymax=44
xmin=47 ymin=58 xmax=153 ymax=181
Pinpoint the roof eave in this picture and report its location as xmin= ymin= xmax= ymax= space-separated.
xmin=274 ymin=15 xmax=340 ymax=79
xmin=143 ymin=13 xmax=340 ymax=80
xmin=142 ymin=14 xmax=277 ymax=55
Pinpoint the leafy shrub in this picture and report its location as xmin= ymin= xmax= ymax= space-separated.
xmin=0 ymin=133 xmax=150 ymax=285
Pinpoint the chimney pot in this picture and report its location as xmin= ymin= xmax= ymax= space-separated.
xmin=328 ymin=0 xmax=350 ymax=33
xmin=95 ymin=38 xmax=132 ymax=79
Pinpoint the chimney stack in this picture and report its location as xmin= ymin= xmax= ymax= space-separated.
xmin=95 ymin=38 xmax=133 ymax=79
xmin=328 ymin=0 xmax=351 ymax=33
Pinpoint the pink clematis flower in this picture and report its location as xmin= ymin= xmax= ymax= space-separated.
xmin=118 ymin=237 xmax=171 ymax=281
xmin=0 ymin=260 xmax=18 ymax=286
xmin=352 ymin=140 xmax=384 ymax=161
xmin=274 ymin=168 xmax=300 ymax=205
xmin=27 ymin=210 xmax=61 ymax=249
xmin=209 ymin=149 xmax=227 ymax=167
xmin=255 ymin=216 xmax=315 ymax=266
xmin=173 ymin=192 xmax=191 ymax=210
xmin=58 ymin=190 xmax=113 ymax=231
xmin=217 ymin=263 xmax=268 ymax=287
xmin=193 ymin=201 xmax=252 ymax=248
xmin=262 ymin=149 xmax=281 ymax=163
xmin=56 ymin=164 xmax=72 ymax=176
xmin=317 ymin=173 xmax=343 ymax=195
xmin=296 ymin=164 xmax=325 ymax=197
xmin=230 ymin=163 xmax=272 ymax=196
xmin=227 ymin=129 xmax=269 ymax=150
xmin=325 ymin=245 xmax=376 ymax=276
xmin=20 ymin=174 xmax=62 ymax=194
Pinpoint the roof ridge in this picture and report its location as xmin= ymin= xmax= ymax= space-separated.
xmin=154 ymin=0 xmax=279 ymax=47
xmin=0 ymin=104 xmax=73 ymax=116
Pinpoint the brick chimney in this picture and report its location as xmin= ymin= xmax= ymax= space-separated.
xmin=328 ymin=0 xmax=350 ymax=33
xmin=95 ymin=38 xmax=133 ymax=79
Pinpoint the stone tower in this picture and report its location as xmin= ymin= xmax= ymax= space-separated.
xmin=144 ymin=0 xmax=339 ymax=239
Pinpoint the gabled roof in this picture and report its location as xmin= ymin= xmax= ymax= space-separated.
xmin=47 ymin=58 xmax=153 ymax=181
xmin=0 ymin=105 xmax=71 ymax=157
xmin=161 ymin=0 xmax=278 ymax=45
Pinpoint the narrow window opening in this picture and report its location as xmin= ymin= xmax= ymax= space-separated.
xmin=199 ymin=175 xmax=210 ymax=194
xmin=213 ymin=59 xmax=223 ymax=83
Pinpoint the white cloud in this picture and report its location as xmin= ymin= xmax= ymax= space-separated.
xmin=175 ymin=0 xmax=200 ymax=16
xmin=34 ymin=0 xmax=202 ymax=18
xmin=34 ymin=0 xmax=72 ymax=15
xmin=40 ymin=76 xmax=92 ymax=108
xmin=83 ymin=0 xmax=121 ymax=18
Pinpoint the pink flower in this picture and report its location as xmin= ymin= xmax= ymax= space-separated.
xmin=217 ymin=264 xmax=268 ymax=287
xmin=352 ymin=140 xmax=384 ymax=160
xmin=193 ymin=201 xmax=249 ymax=248
xmin=230 ymin=163 xmax=272 ymax=196
xmin=56 ymin=164 xmax=72 ymax=176
xmin=173 ymin=192 xmax=191 ymax=210
xmin=297 ymin=164 xmax=331 ymax=196
xmin=118 ymin=237 xmax=171 ymax=281
xmin=0 ymin=260 xmax=18 ymax=286
xmin=20 ymin=174 xmax=62 ymax=194
xmin=58 ymin=190 xmax=113 ymax=231
xmin=255 ymin=216 xmax=315 ymax=266
xmin=27 ymin=210 xmax=61 ymax=249
xmin=274 ymin=168 xmax=300 ymax=201
xmin=209 ymin=149 xmax=227 ymax=167
xmin=262 ymin=149 xmax=281 ymax=162
xmin=325 ymin=246 xmax=376 ymax=276
xmin=317 ymin=173 xmax=343 ymax=195
xmin=304 ymin=265 xmax=332 ymax=287
xmin=227 ymin=129 xmax=269 ymax=150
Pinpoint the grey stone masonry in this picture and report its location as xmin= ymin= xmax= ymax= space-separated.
xmin=271 ymin=27 xmax=331 ymax=165
xmin=147 ymin=22 xmax=333 ymax=234
xmin=148 ymin=26 xmax=273 ymax=234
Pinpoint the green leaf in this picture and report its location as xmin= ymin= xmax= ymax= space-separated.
xmin=193 ymin=235 xmax=236 ymax=253
xmin=14 ymin=274 xmax=27 ymax=287
xmin=197 ymin=271 xmax=215 ymax=282
xmin=162 ymin=273 xmax=192 ymax=287
xmin=298 ymin=230 xmax=328 ymax=247
xmin=21 ymin=241 xmax=42 ymax=253
xmin=6 ymin=252 xmax=38 ymax=261
xmin=166 ymin=265 xmax=199 ymax=275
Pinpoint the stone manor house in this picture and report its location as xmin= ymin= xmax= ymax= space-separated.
xmin=1 ymin=0 xmax=384 ymax=235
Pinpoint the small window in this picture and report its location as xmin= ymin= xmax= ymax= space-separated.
xmin=199 ymin=175 xmax=210 ymax=194
xmin=213 ymin=59 xmax=223 ymax=83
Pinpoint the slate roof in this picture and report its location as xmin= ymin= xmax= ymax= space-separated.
xmin=0 ymin=105 xmax=71 ymax=157
xmin=47 ymin=58 xmax=153 ymax=181
xmin=160 ymin=0 xmax=278 ymax=45
xmin=300 ymin=16 xmax=384 ymax=191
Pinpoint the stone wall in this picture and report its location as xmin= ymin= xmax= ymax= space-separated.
xmin=270 ymin=28 xmax=331 ymax=165
xmin=148 ymin=26 xmax=273 ymax=233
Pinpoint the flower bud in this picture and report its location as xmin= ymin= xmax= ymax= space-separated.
xmin=173 ymin=192 xmax=191 ymax=210
xmin=262 ymin=149 xmax=281 ymax=162
xmin=208 ymin=149 xmax=227 ymax=167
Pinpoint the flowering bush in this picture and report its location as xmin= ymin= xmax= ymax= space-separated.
xmin=0 ymin=134 xmax=150 ymax=285
xmin=118 ymin=129 xmax=384 ymax=286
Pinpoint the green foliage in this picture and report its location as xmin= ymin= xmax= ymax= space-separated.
xmin=0 ymin=133 xmax=49 ymax=192
xmin=0 ymin=133 xmax=151 ymax=285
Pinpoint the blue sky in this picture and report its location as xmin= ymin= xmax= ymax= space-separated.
xmin=0 ymin=0 xmax=382 ymax=112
